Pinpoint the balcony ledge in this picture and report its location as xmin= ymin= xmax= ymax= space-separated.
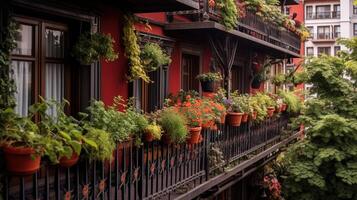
xmin=165 ymin=21 xmax=301 ymax=58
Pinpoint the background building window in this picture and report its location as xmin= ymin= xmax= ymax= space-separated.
xmin=317 ymin=26 xmax=331 ymax=39
xmin=333 ymin=4 xmax=340 ymax=18
xmin=307 ymin=26 xmax=314 ymax=38
xmin=354 ymin=5 xmax=357 ymax=15
xmin=306 ymin=47 xmax=314 ymax=56
xmin=306 ymin=6 xmax=313 ymax=19
xmin=317 ymin=47 xmax=331 ymax=56
xmin=284 ymin=6 xmax=290 ymax=15
xmin=333 ymin=25 xmax=340 ymax=38
xmin=181 ymin=53 xmax=200 ymax=92
xmin=316 ymin=5 xmax=331 ymax=19
xmin=334 ymin=46 xmax=341 ymax=56
xmin=354 ymin=23 xmax=357 ymax=36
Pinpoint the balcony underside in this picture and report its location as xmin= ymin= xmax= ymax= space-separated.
xmin=165 ymin=21 xmax=301 ymax=58
xmin=280 ymin=0 xmax=299 ymax=5
xmin=120 ymin=0 xmax=199 ymax=12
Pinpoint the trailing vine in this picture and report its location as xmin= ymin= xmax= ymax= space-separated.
xmin=0 ymin=19 xmax=18 ymax=110
xmin=216 ymin=0 xmax=239 ymax=30
xmin=123 ymin=14 xmax=150 ymax=83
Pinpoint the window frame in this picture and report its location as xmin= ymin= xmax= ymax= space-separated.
xmin=306 ymin=6 xmax=313 ymax=19
xmin=317 ymin=26 xmax=331 ymax=39
xmin=306 ymin=47 xmax=314 ymax=57
xmin=181 ymin=52 xmax=201 ymax=92
xmin=317 ymin=47 xmax=331 ymax=56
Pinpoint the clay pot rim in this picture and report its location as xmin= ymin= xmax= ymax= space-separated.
xmin=228 ymin=112 xmax=244 ymax=116
xmin=3 ymin=145 xmax=35 ymax=155
xmin=189 ymin=126 xmax=202 ymax=131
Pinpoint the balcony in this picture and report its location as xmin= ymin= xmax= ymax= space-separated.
xmin=310 ymin=32 xmax=339 ymax=43
xmin=1 ymin=114 xmax=300 ymax=199
xmin=306 ymin=11 xmax=340 ymax=20
xmin=122 ymin=0 xmax=199 ymax=12
xmin=165 ymin=2 xmax=301 ymax=58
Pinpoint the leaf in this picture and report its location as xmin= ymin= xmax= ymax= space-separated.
xmin=59 ymin=131 xmax=71 ymax=141
xmin=82 ymin=137 xmax=98 ymax=149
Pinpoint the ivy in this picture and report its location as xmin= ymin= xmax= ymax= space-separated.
xmin=123 ymin=14 xmax=150 ymax=83
xmin=0 ymin=19 xmax=18 ymax=109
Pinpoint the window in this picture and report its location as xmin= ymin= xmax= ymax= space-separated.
xmin=306 ymin=47 xmax=314 ymax=56
xmin=333 ymin=25 xmax=340 ymax=38
xmin=181 ymin=54 xmax=200 ymax=92
xmin=306 ymin=26 xmax=314 ymax=38
xmin=317 ymin=47 xmax=331 ymax=56
xmin=133 ymin=67 xmax=169 ymax=113
xmin=11 ymin=17 xmax=92 ymax=117
xmin=353 ymin=5 xmax=357 ymax=15
xmin=284 ymin=6 xmax=290 ymax=15
xmin=317 ymin=26 xmax=331 ymax=39
xmin=306 ymin=6 xmax=313 ymax=19
xmin=354 ymin=23 xmax=357 ymax=36
xmin=316 ymin=5 xmax=331 ymax=19
xmin=334 ymin=46 xmax=341 ymax=56
xmin=333 ymin=4 xmax=340 ymax=18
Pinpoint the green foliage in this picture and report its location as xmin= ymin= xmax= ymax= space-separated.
xmin=278 ymin=90 xmax=303 ymax=113
xmin=216 ymin=0 xmax=238 ymax=30
xmin=280 ymin=38 xmax=357 ymax=200
xmin=196 ymin=72 xmax=223 ymax=82
xmin=158 ymin=108 xmax=188 ymax=143
xmin=271 ymin=74 xmax=286 ymax=86
xmin=123 ymin=14 xmax=150 ymax=82
xmin=0 ymin=19 xmax=18 ymax=109
xmin=141 ymin=42 xmax=171 ymax=72
xmin=292 ymin=71 xmax=309 ymax=85
xmin=72 ymin=32 xmax=118 ymax=65
xmin=144 ymin=123 xmax=162 ymax=140
xmin=82 ymin=126 xmax=115 ymax=161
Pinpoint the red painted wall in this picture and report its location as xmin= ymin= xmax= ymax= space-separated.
xmin=100 ymin=7 xmax=129 ymax=105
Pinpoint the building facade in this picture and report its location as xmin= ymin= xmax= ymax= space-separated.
xmin=0 ymin=0 xmax=302 ymax=199
xmin=304 ymin=0 xmax=357 ymax=57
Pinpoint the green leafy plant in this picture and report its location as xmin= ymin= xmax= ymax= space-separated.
xmin=278 ymin=90 xmax=302 ymax=113
xmin=158 ymin=108 xmax=188 ymax=143
xmin=82 ymin=126 xmax=115 ymax=161
xmin=123 ymin=14 xmax=150 ymax=82
xmin=216 ymin=0 xmax=239 ymax=30
xmin=141 ymin=42 xmax=171 ymax=72
xmin=292 ymin=71 xmax=308 ymax=85
xmin=271 ymin=74 xmax=286 ymax=86
xmin=72 ymin=32 xmax=118 ymax=65
xmin=196 ymin=72 xmax=223 ymax=82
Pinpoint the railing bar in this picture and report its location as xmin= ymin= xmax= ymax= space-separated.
xmin=129 ymin=143 xmax=132 ymax=200
xmin=76 ymin=163 xmax=80 ymax=200
xmin=92 ymin=161 xmax=96 ymax=199
xmin=56 ymin=167 xmax=60 ymax=200
xmin=32 ymin=172 xmax=38 ymax=200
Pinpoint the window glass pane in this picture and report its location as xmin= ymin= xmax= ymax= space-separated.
xmin=45 ymin=63 xmax=64 ymax=117
xmin=45 ymin=29 xmax=64 ymax=58
xmin=12 ymin=24 xmax=33 ymax=56
xmin=11 ymin=61 xmax=32 ymax=116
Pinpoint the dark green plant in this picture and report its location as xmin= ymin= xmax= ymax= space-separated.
xmin=292 ymin=71 xmax=308 ymax=85
xmin=72 ymin=32 xmax=118 ymax=65
xmin=196 ymin=72 xmax=223 ymax=82
xmin=278 ymin=90 xmax=303 ymax=113
xmin=82 ymin=126 xmax=115 ymax=161
xmin=0 ymin=19 xmax=18 ymax=110
xmin=141 ymin=42 xmax=171 ymax=72
xmin=280 ymin=39 xmax=357 ymax=200
xmin=158 ymin=108 xmax=188 ymax=143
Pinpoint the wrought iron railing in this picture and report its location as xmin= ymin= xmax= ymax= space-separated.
xmin=1 ymin=114 xmax=295 ymax=200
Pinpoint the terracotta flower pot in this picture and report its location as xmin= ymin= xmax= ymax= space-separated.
xmin=228 ymin=112 xmax=244 ymax=127
xmin=251 ymin=111 xmax=258 ymax=120
xmin=220 ymin=113 xmax=227 ymax=124
xmin=187 ymin=127 xmax=202 ymax=144
xmin=267 ymin=107 xmax=275 ymax=117
xmin=59 ymin=153 xmax=79 ymax=168
xmin=3 ymin=146 xmax=41 ymax=175
xmin=281 ymin=103 xmax=287 ymax=112
xmin=202 ymin=120 xmax=214 ymax=129
xmin=242 ymin=113 xmax=249 ymax=123
xmin=144 ymin=131 xmax=154 ymax=142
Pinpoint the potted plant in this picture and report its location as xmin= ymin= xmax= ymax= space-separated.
xmin=271 ymin=74 xmax=286 ymax=86
xmin=0 ymin=108 xmax=44 ymax=175
xmin=140 ymin=42 xmax=171 ymax=72
xmin=213 ymin=88 xmax=229 ymax=123
xmin=72 ymin=32 xmax=118 ymax=65
xmin=239 ymin=94 xmax=251 ymax=123
xmin=292 ymin=71 xmax=308 ymax=86
xmin=226 ymin=91 xmax=244 ymax=127
xmin=196 ymin=72 xmax=223 ymax=92
xmin=278 ymin=90 xmax=303 ymax=114
xmin=33 ymin=99 xmax=97 ymax=168
xmin=143 ymin=122 xmax=162 ymax=142
xmin=158 ymin=108 xmax=188 ymax=144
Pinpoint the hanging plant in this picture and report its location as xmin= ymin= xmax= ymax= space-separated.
xmin=72 ymin=32 xmax=118 ymax=65
xmin=216 ymin=0 xmax=239 ymax=30
xmin=123 ymin=14 xmax=150 ymax=83
xmin=140 ymin=42 xmax=171 ymax=72
xmin=0 ymin=19 xmax=18 ymax=110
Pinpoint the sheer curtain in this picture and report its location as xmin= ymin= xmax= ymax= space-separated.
xmin=11 ymin=61 xmax=32 ymax=116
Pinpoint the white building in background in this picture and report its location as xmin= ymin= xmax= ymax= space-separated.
xmin=304 ymin=0 xmax=357 ymax=57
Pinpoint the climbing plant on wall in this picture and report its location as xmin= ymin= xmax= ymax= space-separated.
xmin=0 ymin=19 xmax=18 ymax=109
xmin=123 ymin=14 xmax=150 ymax=83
